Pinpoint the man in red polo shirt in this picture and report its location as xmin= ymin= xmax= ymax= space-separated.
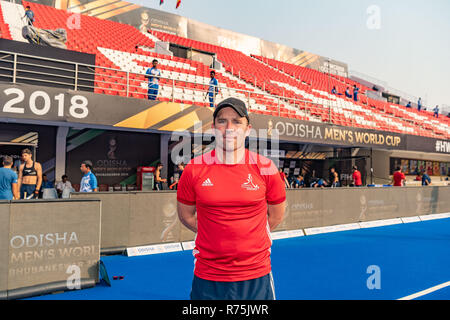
xmin=392 ymin=166 xmax=406 ymax=186
xmin=352 ymin=165 xmax=363 ymax=187
xmin=177 ymin=97 xmax=286 ymax=300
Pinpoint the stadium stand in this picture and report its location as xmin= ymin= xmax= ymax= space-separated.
xmin=0 ymin=2 xmax=12 ymax=40
xmin=0 ymin=0 xmax=448 ymax=139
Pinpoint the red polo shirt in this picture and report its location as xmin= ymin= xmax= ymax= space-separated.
xmin=393 ymin=171 xmax=405 ymax=186
xmin=177 ymin=149 xmax=286 ymax=282
xmin=352 ymin=170 xmax=362 ymax=186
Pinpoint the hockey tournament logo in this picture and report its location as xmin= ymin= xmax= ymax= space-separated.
xmin=241 ymin=174 xmax=260 ymax=191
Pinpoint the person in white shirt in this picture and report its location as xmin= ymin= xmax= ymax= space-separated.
xmin=56 ymin=174 xmax=72 ymax=198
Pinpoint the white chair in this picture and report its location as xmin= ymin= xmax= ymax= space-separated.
xmin=62 ymin=187 xmax=74 ymax=199
xmin=42 ymin=188 xmax=58 ymax=199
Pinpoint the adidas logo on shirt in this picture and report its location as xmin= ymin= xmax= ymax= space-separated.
xmin=201 ymin=178 xmax=214 ymax=187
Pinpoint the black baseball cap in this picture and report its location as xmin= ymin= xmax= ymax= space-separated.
xmin=213 ymin=97 xmax=250 ymax=123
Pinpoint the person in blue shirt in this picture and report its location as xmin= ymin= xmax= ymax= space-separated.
xmin=406 ymin=101 xmax=411 ymax=108
xmin=80 ymin=160 xmax=98 ymax=192
xmin=433 ymin=105 xmax=439 ymax=118
xmin=0 ymin=156 xmax=19 ymax=200
xmin=41 ymin=174 xmax=54 ymax=189
xmin=206 ymin=70 xmax=219 ymax=108
xmin=421 ymin=171 xmax=431 ymax=186
xmin=417 ymin=97 xmax=422 ymax=111
xmin=331 ymin=86 xmax=337 ymax=95
xmin=145 ymin=59 xmax=161 ymax=100
xmin=23 ymin=6 xmax=35 ymax=26
xmin=345 ymin=87 xmax=352 ymax=99
xmin=292 ymin=175 xmax=305 ymax=188
xmin=353 ymin=85 xmax=359 ymax=102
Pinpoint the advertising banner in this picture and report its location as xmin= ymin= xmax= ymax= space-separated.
xmin=0 ymin=202 xmax=9 ymax=299
xmin=0 ymin=199 xmax=101 ymax=299
xmin=65 ymin=129 xmax=160 ymax=186
xmin=1 ymin=83 xmax=448 ymax=155
xmin=71 ymin=187 xmax=450 ymax=251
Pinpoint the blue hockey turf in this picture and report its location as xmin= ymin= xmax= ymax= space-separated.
xmin=27 ymin=218 xmax=450 ymax=300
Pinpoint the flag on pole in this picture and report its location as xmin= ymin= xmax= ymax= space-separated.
xmin=160 ymin=0 xmax=164 ymax=5
xmin=176 ymin=0 xmax=181 ymax=9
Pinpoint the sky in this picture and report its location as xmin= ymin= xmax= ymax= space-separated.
xmin=131 ymin=0 xmax=450 ymax=112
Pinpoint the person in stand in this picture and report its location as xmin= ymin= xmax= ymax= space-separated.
xmin=145 ymin=59 xmax=161 ymax=100
xmin=206 ymin=70 xmax=219 ymax=108
xmin=433 ymin=105 xmax=439 ymax=118
xmin=18 ymin=148 xmax=42 ymax=199
xmin=0 ymin=156 xmax=19 ymax=200
xmin=23 ymin=6 xmax=35 ymax=26
xmin=417 ymin=97 xmax=422 ymax=111
xmin=353 ymin=85 xmax=359 ymax=102
xmin=345 ymin=87 xmax=352 ymax=99
xmin=406 ymin=101 xmax=411 ymax=108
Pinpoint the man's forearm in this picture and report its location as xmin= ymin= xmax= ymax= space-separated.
xmin=179 ymin=214 xmax=197 ymax=233
xmin=268 ymin=215 xmax=283 ymax=232
xmin=267 ymin=201 xmax=286 ymax=231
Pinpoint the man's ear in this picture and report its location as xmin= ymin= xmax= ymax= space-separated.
xmin=245 ymin=123 xmax=252 ymax=137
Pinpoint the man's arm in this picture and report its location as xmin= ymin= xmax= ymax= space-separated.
xmin=92 ymin=176 xmax=98 ymax=192
xmin=177 ymin=201 xmax=197 ymax=233
xmin=35 ymin=163 xmax=43 ymax=194
xmin=267 ymin=201 xmax=285 ymax=232
xmin=17 ymin=164 xmax=23 ymax=191
xmin=12 ymin=183 xmax=19 ymax=200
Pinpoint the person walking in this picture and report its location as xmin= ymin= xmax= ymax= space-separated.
xmin=79 ymin=160 xmax=98 ymax=192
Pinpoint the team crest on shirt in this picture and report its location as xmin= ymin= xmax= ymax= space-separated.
xmin=241 ymin=174 xmax=259 ymax=191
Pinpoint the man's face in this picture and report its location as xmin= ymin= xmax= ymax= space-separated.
xmin=80 ymin=164 xmax=88 ymax=174
xmin=153 ymin=61 xmax=158 ymax=68
xmin=22 ymin=153 xmax=31 ymax=162
xmin=62 ymin=177 xmax=67 ymax=182
xmin=212 ymin=107 xmax=250 ymax=153
xmin=210 ymin=72 xmax=215 ymax=79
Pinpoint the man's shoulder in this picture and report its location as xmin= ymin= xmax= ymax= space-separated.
xmin=187 ymin=150 xmax=215 ymax=167
xmin=247 ymin=150 xmax=278 ymax=176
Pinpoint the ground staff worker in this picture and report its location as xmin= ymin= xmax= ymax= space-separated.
xmin=17 ymin=148 xmax=42 ymax=199
xmin=177 ymin=97 xmax=286 ymax=300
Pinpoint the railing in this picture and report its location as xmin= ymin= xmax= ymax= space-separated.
xmin=0 ymin=49 xmax=447 ymax=139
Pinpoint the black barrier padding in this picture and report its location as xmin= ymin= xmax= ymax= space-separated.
xmin=100 ymin=247 xmax=127 ymax=256
xmin=6 ymin=279 xmax=96 ymax=300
